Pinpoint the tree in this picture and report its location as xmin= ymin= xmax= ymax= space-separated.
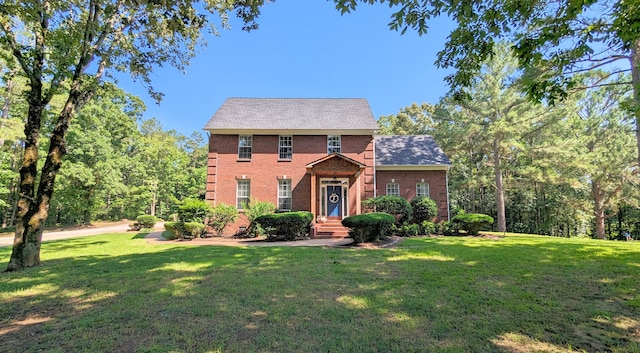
xmin=2 ymin=0 xmax=267 ymax=271
xmin=333 ymin=0 xmax=640 ymax=165
xmin=570 ymin=72 xmax=639 ymax=239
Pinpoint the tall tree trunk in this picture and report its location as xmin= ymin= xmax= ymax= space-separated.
xmin=592 ymin=181 xmax=606 ymax=239
xmin=493 ymin=140 xmax=506 ymax=232
xmin=7 ymin=94 xmax=46 ymax=271
xmin=631 ymin=39 xmax=640 ymax=166
xmin=7 ymin=85 xmax=93 ymax=271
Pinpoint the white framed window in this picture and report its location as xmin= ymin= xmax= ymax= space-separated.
xmin=417 ymin=182 xmax=430 ymax=197
xmin=327 ymin=135 xmax=341 ymax=154
xmin=238 ymin=135 xmax=252 ymax=160
xmin=278 ymin=179 xmax=292 ymax=211
xmin=236 ymin=180 xmax=250 ymax=209
xmin=279 ymin=136 xmax=292 ymax=160
xmin=386 ymin=182 xmax=400 ymax=196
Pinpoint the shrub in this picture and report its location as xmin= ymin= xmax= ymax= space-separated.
xmin=362 ymin=196 xmax=412 ymax=225
xmin=255 ymin=211 xmax=313 ymax=241
xmin=452 ymin=213 xmax=494 ymax=235
xmin=437 ymin=221 xmax=458 ymax=236
xmin=136 ymin=215 xmax=158 ymax=229
xmin=183 ymin=222 xmax=206 ymax=238
xmin=411 ymin=197 xmax=438 ymax=224
xmin=421 ymin=221 xmax=436 ymax=235
xmin=164 ymin=221 xmax=185 ymax=239
xmin=164 ymin=221 xmax=203 ymax=240
xmin=342 ymin=212 xmax=395 ymax=243
xmin=242 ymin=198 xmax=276 ymax=237
xmin=208 ymin=203 xmax=238 ymax=236
xmin=396 ymin=223 xmax=420 ymax=237
xmin=178 ymin=198 xmax=212 ymax=223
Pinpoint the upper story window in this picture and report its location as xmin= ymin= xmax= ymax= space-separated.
xmin=416 ymin=182 xmax=430 ymax=198
xmin=327 ymin=135 xmax=341 ymax=154
xmin=238 ymin=135 xmax=252 ymax=160
xmin=386 ymin=182 xmax=400 ymax=196
xmin=279 ymin=135 xmax=292 ymax=160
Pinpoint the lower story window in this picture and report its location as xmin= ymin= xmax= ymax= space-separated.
xmin=417 ymin=182 xmax=430 ymax=197
xmin=278 ymin=179 xmax=292 ymax=211
xmin=237 ymin=180 xmax=250 ymax=209
xmin=386 ymin=182 xmax=399 ymax=196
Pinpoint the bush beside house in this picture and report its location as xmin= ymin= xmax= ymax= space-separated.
xmin=342 ymin=213 xmax=395 ymax=243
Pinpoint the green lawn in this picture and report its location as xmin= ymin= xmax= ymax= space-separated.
xmin=1 ymin=233 xmax=639 ymax=353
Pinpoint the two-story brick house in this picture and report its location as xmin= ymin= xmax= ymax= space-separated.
xmin=204 ymin=98 xmax=451 ymax=236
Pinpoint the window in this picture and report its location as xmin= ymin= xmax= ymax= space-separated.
xmin=386 ymin=182 xmax=399 ymax=196
xmin=238 ymin=135 xmax=252 ymax=159
xmin=279 ymin=136 xmax=292 ymax=160
xmin=327 ymin=135 xmax=341 ymax=154
xmin=236 ymin=180 xmax=250 ymax=209
xmin=278 ymin=179 xmax=292 ymax=211
xmin=416 ymin=182 xmax=430 ymax=197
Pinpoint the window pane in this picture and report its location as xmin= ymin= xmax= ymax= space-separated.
xmin=237 ymin=180 xmax=250 ymax=209
xmin=279 ymin=136 xmax=292 ymax=159
xmin=278 ymin=180 xmax=292 ymax=211
xmin=386 ymin=183 xmax=399 ymax=196
xmin=238 ymin=135 xmax=252 ymax=159
xmin=327 ymin=135 xmax=341 ymax=154
xmin=417 ymin=183 xmax=429 ymax=197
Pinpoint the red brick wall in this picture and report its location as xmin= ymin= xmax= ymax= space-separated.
xmin=206 ymin=134 xmax=374 ymax=234
xmin=375 ymin=170 xmax=449 ymax=222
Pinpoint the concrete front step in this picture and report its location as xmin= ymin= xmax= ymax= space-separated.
xmin=314 ymin=222 xmax=350 ymax=238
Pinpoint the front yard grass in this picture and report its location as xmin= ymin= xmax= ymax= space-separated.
xmin=1 ymin=233 xmax=639 ymax=352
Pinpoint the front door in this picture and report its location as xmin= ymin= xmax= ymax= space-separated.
xmin=326 ymin=185 xmax=342 ymax=218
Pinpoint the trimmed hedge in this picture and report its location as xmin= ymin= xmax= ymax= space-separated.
xmin=452 ymin=213 xmax=494 ymax=235
xmin=255 ymin=211 xmax=313 ymax=241
xmin=411 ymin=197 xmax=438 ymax=224
xmin=136 ymin=215 xmax=157 ymax=229
xmin=165 ymin=221 xmax=205 ymax=240
xmin=342 ymin=212 xmax=395 ymax=243
xmin=362 ymin=196 xmax=412 ymax=225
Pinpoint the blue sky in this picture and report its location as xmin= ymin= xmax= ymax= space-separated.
xmin=118 ymin=1 xmax=455 ymax=136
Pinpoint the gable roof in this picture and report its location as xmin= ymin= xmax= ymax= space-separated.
xmin=204 ymin=98 xmax=379 ymax=134
xmin=305 ymin=153 xmax=367 ymax=169
xmin=375 ymin=135 xmax=451 ymax=168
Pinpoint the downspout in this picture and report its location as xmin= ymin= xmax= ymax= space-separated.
xmin=446 ymin=165 xmax=451 ymax=221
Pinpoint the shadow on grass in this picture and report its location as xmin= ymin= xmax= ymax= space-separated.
xmin=0 ymin=233 xmax=638 ymax=352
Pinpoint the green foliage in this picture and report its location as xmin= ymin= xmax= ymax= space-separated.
xmin=452 ymin=213 xmax=494 ymax=235
xmin=437 ymin=221 xmax=459 ymax=236
xmin=177 ymin=198 xmax=212 ymax=223
xmin=395 ymin=223 xmax=420 ymax=237
xmin=207 ymin=203 xmax=238 ymax=237
xmin=136 ymin=215 xmax=158 ymax=229
xmin=421 ymin=221 xmax=436 ymax=235
xmin=362 ymin=196 xmax=412 ymax=225
xmin=164 ymin=221 xmax=204 ymax=240
xmin=342 ymin=212 xmax=395 ymax=243
xmin=243 ymin=198 xmax=276 ymax=237
xmin=410 ymin=197 xmax=438 ymax=224
xmin=255 ymin=211 xmax=313 ymax=241
xmin=183 ymin=222 xmax=206 ymax=238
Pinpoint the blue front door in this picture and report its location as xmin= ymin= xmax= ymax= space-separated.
xmin=326 ymin=185 xmax=342 ymax=218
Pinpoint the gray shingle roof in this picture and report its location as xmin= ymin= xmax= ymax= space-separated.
xmin=375 ymin=135 xmax=451 ymax=166
xmin=203 ymin=98 xmax=378 ymax=131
